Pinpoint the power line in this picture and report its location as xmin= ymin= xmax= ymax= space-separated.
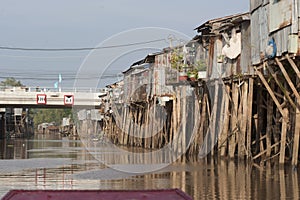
xmin=0 ymin=39 xmax=166 ymax=51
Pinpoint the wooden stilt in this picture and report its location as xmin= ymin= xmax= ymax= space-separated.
xmin=238 ymin=80 xmax=248 ymax=158
xmin=254 ymin=84 xmax=263 ymax=155
xmin=292 ymin=77 xmax=300 ymax=166
xmin=229 ymin=82 xmax=238 ymax=158
xmin=279 ymin=107 xmax=288 ymax=164
xmin=211 ymin=80 xmax=219 ymax=156
xmin=292 ymin=105 xmax=300 ymax=166
xmin=246 ymin=78 xmax=254 ymax=158
xmin=219 ymin=84 xmax=230 ymax=157
xmin=266 ymin=81 xmax=274 ymax=159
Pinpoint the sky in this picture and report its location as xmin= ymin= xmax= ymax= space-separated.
xmin=0 ymin=0 xmax=249 ymax=89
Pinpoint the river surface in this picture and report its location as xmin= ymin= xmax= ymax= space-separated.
xmin=0 ymin=134 xmax=299 ymax=199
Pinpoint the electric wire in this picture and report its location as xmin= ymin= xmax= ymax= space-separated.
xmin=0 ymin=38 xmax=166 ymax=51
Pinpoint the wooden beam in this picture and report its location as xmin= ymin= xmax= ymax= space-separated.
xmin=267 ymin=64 xmax=297 ymax=109
xmin=275 ymin=58 xmax=300 ymax=102
xmin=254 ymin=67 xmax=285 ymax=117
xmin=286 ymin=54 xmax=300 ymax=80
xmin=253 ymin=141 xmax=281 ymax=160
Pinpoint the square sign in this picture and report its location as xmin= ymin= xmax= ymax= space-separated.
xmin=64 ymin=95 xmax=74 ymax=105
xmin=37 ymin=94 xmax=47 ymax=104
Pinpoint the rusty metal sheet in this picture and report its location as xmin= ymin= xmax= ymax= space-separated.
xmin=269 ymin=0 xmax=292 ymax=33
xmin=250 ymin=0 xmax=263 ymax=12
xmin=291 ymin=0 xmax=299 ymax=33
xmin=271 ymin=26 xmax=291 ymax=55
xmin=251 ymin=5 xmax=269 ymax=65
xmin=210 ymin=38 xmax=224 ymax=79
xmin=241 ymin=21 xmax=252 ymax=74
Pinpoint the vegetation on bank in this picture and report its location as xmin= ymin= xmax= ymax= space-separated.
xmin=30 ymin=108 xmax=73 ymax=128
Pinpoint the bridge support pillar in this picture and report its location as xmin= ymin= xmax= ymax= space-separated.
xmin=0 ymin=111 xmax=5 ymax=139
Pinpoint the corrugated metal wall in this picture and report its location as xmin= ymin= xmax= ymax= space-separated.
xmin=251 ymin=0 xmax=299 ymax=65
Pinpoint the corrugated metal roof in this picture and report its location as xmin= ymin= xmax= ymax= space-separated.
xmin=194 ymin=13 xmax=250 ymax=34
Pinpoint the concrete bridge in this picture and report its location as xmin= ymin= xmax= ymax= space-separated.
xmin=0 ymin=86 xmax=107 ymax=109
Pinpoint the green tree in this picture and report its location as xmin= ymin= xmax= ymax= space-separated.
xmin=0 ymin=77 xmax=24 ymax=87
xmin=32 ymin=108 xmax=73 ymax=128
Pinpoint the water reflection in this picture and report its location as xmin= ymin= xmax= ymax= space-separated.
xmin=0 ymin=134 xmax=299 ymax=199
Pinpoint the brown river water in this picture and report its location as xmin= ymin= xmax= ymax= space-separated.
xmin=0 ymin=134 xmax=299 ymax=199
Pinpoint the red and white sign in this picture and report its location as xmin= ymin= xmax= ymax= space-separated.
xmin=37 ymin=94 xmax=47 ymax=104
xmin=64 ymin=95 xmax=74 ymax=105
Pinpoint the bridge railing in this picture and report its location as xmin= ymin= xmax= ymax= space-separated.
xmin=0 ymin=86 xmax=107 ymax=93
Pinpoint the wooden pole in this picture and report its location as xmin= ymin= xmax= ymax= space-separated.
xmin=219 ymin=84 xmax=230 ymax=157
xmin=229 ymin=82 xmax=238 ymax=158
xmin=182 ymin=87 xmax=187 ymax=154
xmin=239 ymin=80 xmax=248 ymax=158
xmin=292 ymin=77 xmax=300 ymax=166
xmin=246 ymin=78 xmax=254 ymax=158
xmin=279 ymin=107 xmax=288 ymax=164
xmin=292 ymin=105 xmax=300 ymax=166
xmin=266 ymin=82 xmax=274 ymax=158
xmin=211 ymin=80 xmax=219 ymax=156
